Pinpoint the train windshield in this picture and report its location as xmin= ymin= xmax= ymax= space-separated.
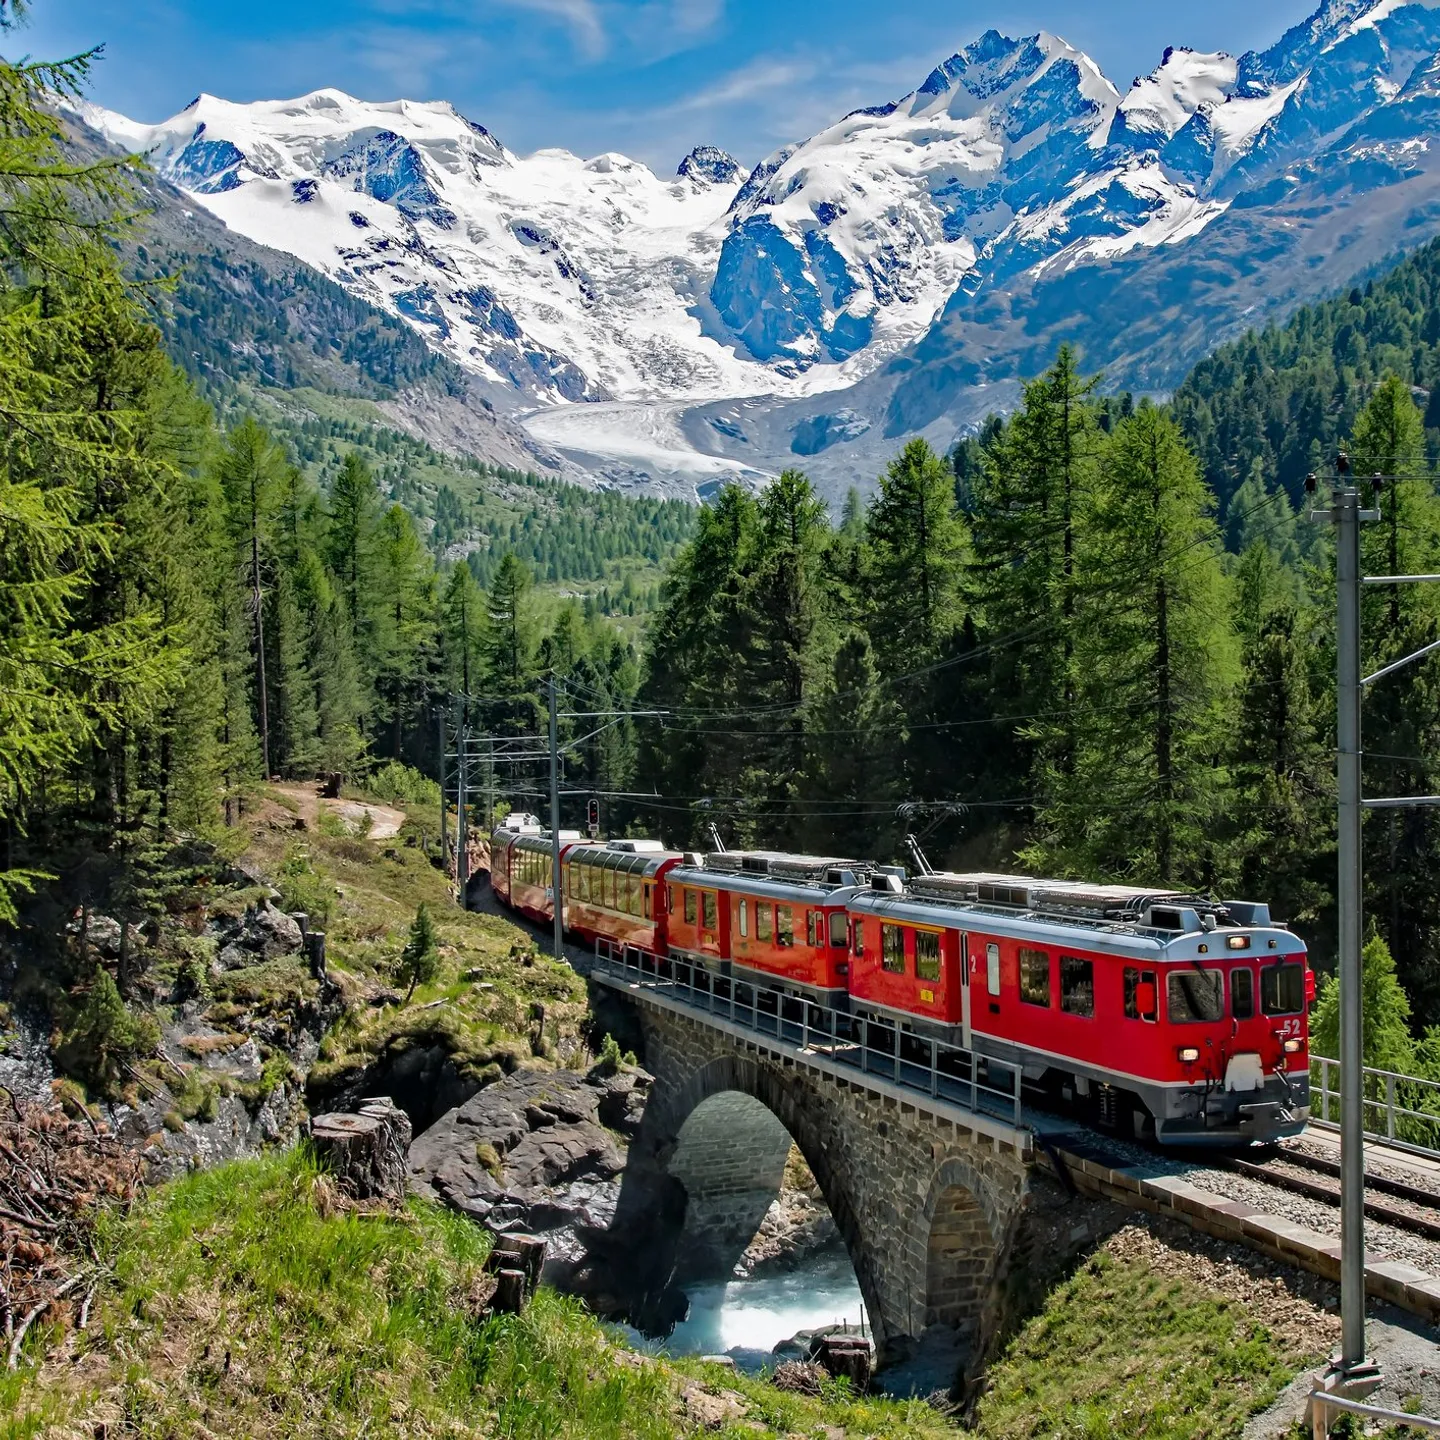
xmin=1168 ymin=969 xmax=1223 ymax=1023
xmin=1261 ymin=962 xmax=1306 ymax=1016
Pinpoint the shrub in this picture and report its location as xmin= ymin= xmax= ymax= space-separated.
xmin=362 ymin=759 xmax=441 ymax=811
xmin=277 ymin=844 xmax=333 ymax=929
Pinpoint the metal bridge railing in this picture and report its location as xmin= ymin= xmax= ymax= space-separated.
xmin=591 ymin=941 xmax=1024 ymax=1128
xmin=1308 ymin=1389 xmax=1440 ymax=1437
xmin=1310 ymin=1054 xmax=1440 ymax=1154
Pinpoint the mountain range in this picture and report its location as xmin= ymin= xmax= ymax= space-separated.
xmin=78 ymin=0 xmax=1440 ymax=499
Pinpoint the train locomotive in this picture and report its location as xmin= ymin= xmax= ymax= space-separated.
xmin=488 ymin=819 xmax=1313 ymax=1146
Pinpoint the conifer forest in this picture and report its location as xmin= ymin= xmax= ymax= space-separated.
xmin=8 ymin=6 xmax=1440 ymax=1089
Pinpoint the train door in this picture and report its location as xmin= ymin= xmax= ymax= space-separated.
xmin=960 ymin=931 xmax=972 ymax=1049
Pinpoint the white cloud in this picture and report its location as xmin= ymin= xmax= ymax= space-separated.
xmin=492 ymin=0 xmax=607 ymax=58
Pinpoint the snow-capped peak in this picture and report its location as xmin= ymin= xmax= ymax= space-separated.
xmin=913 ymin=29 xmax=1118 ymax=126
xmin=1111 ymin=47 xmax=1238 ymax=146
xmin=1237 ymin=0 xmax=1440 ymax=93
xmin=677 ymin=145 xmax=743 ymax=185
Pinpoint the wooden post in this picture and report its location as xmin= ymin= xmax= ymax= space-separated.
xmin=492 ymin=1269 xmax=527 ymax=1315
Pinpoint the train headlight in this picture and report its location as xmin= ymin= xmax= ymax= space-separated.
xmin=1177 ymin=1046 xmax=1201 ymax=1063
xmin=1284 ymin=1038 xmax=1304 ymax=1054
xmin=1226 ymin=935 xmax=1250 ymax=950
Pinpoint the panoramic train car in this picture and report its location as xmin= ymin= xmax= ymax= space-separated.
xmin=490 ymin=822 xmax=584 ymax=926
xmin=560 ymin=838 xmax=687 ymax=954
xmin=487 ymin=816 xmax=540 ymax=911
xmin=847 ymin=871 xmax=1313 ymax=1145
xmin=700 ymin=851 xmax=871 ymax=1004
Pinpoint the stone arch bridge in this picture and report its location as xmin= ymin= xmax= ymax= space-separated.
xmin=589 ymin=960 xmax=1035 ymax=1359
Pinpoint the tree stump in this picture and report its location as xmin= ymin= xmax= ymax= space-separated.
xmin=492 ymin=1268 xmax=528 ymax=1315
xmin=310 ymin=1102 xmax=411 ymax=1201
xmin=487 ymin=1234 xmax=546 ymax=1298
xmin=811 ymin=1334 xmax=873 ymax=1392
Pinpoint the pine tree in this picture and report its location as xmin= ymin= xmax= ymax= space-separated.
xmin=399 ymin=902 xmax=440 ymax=1002
xmin=372 ymin=503 xmax=436 ymax=758
xmin=1348 ymin=375 xmax=1440 ymax=1019
xmin=970 ymin=347 xmax=1103 ymax=795
xmin=326 ymin=451 xmax=382 ymax=721
xmin=864 ymin=439 xmax=965 ymax=669
xmin=1028 ymin=404 xmax=1237 ymax=884
xmin=216 ymin=419 xmax=287 ymax=777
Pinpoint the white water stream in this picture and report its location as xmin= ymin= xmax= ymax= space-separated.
xmin=624 ymin=1251 xmax=865 ymax=1371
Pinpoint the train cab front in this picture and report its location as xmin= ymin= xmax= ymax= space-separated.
xmin=1147 ymin=909 xmax=1314 ymax=1146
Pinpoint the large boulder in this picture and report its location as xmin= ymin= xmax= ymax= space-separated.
xmin=409 ymin=1066 xmax=651 ymax=1240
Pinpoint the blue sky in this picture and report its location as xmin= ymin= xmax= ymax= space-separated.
xmin=16 ymin=0 xmax=1320 ymax=172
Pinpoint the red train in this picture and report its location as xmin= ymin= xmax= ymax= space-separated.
xmin=488 ymin=821 xmax=1313 ymax=1146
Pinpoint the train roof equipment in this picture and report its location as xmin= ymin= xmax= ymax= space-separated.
xmin=897 ymin=870 xmax=1284 ymax=941
xmin=703 ymin=850 xmax=873 ymax=889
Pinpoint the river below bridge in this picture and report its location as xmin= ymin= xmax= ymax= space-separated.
xmin=622 ymin=1250 xmax=866 ymax=1371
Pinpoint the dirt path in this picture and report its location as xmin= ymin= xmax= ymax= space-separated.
xmin=270 ymin=783 xmax=407 ymax=840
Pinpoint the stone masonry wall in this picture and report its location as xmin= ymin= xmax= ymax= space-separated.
xmin=621 ymin=1003 xmax=1032 ymax=1353
xmin=667 ymin=1090 xmax=795 ymax=1280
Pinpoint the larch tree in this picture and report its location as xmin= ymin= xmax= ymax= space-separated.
xmin=1028 ymin=403 xmax=1237 ymax=885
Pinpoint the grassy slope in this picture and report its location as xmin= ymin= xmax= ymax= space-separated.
xmin=976 ymin=1246 xmax=1310 ymax=1439
xmin=3 ymin=1148 xmax=954 ymax=1440
xmin=247 ymin=789 xmax=593 ymax=1094
xmin=0 ymin=1151 xmax=1323 ymax=1440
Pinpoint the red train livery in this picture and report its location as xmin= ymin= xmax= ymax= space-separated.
xmin=667 ymin=851 xmax=866 ymax=1003
xmin=489 ymin=826 xmax=1313 ymax=1146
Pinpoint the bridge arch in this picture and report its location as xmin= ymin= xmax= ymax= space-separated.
xmin=634 ymin=1051 xmax=885 ymax=1334
xmin=920 ymin=1157 xmax=1005 ymax=1337
xmin=589 ymin=1002 xmax=1032 ymax=1357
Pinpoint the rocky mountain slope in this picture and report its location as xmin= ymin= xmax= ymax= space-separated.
xmin=78 ymin=0 xmax=1440 ymax=497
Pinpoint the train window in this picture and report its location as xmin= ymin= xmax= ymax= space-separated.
xmin=807 ymin=910 xmax=821 ymax=947
xmin=1260 ymin=962 xmax=1305 ymax=1016
xmin=777 ymin=906 xmax=794 ymax=947
xmin=667 ymin=885 xmax=676 ymax=915
xmin=758 ymin=905 xmax=773 ymax=942
xmin=831 ymin=912 xmax=847 ymax=948
xmin=915 ymin=931 xmax=941 ymax=982
xmin=630 ymin=875 xmax=644 ymax=917
xmin=643 ymin=885 xmax=652 ymax=921
xmin=881 ymin=924 xmax=906 ymax=974
xmin=1168 ymin=969 xmax=1223 ymax=1023
xmin=1124 ymin=967 xmax=1158 ymax=1020
xmin=603 ymin=870 xmax=616 ymax=910
xmin=1231 ymin=967 xmax=1254 ymax=1020
xmin=738 ymin=899 xmax=749 ymax=938
xmin=1019 ymin=948 xmax=1052 ymax=1008
xmin=1060 ymin=956 xmax=1094 ymax=1017
xmin=684 ymin=889 xmax=697 ymax=925
xmin=986 ymin=943 xmax=1000 ymax=996
xmin=702 ymin=892 xmax=718 ymax=931
xmin=853 ymin=919 xmax=864 ymax=956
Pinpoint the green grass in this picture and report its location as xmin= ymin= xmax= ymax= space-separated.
xmin=2 ymin=1149 xmax=956 ymax=1440
xmin=973 ymin=1246 xmax=1316 ymax=1439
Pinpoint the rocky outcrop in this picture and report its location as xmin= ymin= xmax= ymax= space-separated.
xmin=408 ymin=1065 xmax=651 ymax=1250
xmin=209 ymin=897 xmax=304 ymax=971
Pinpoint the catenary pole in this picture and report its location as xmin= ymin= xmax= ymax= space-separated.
xmin=548 ymin=673 xmax=564 ymax=962
xmin=1333 ymin=482 xmax=1368 ymax=1374
xmin=438 ymin=706 xmax=448 ymax=874
xmin=457 ymin=714 xmax=469 ymax=900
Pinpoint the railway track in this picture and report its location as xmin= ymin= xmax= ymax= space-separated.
xmin=1219 ymin=1145 xmax=1440 ymax=1242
